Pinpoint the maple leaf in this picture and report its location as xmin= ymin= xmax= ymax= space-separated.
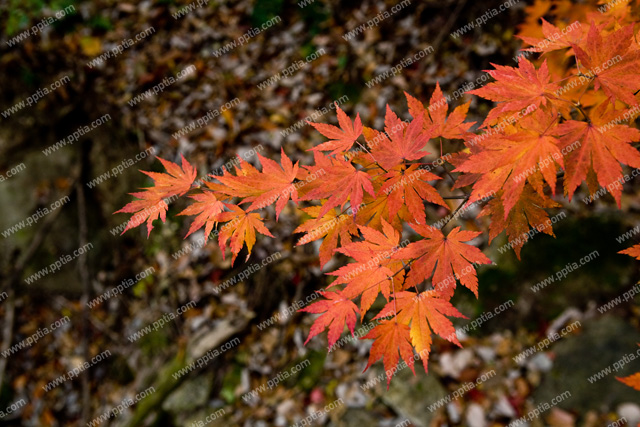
xmin=176 ymin=191 xmax=225 ymax=242
xmin=518 ymin=18 xmax=583 ymax=54
xmin=206 ymin=157 xmax=261 ymax=199
xmin=354 ymin=189 xmax=398 ymax=229
xmin=455 ymin=108 xmax=564 ymax=216
xmin=300 ymin=152 xmax=375 ymax=218
xmin=329 ymin=220 xmax=406 ymax=316
xmin=571 ymin=23 xmax=640 ymax=107
xmin=368 ymin=106 xmax=431 ymax=170
xmin=210 ymin=149 xmax=299 ymax=219
xmin=620 ymin=243 xmax=640 ymax=260
xmin=379 ymin=164 xmax=447 ymax=225
xmin=375 ymin=290 xmax=466 ymax=372
xmin=216 ymin=204 xmax=274 ymax=264
xmin=479 ymin=187 xmax=561 ymax=259
xmin=553 ymin=102 xmax=640 ymax=205
xmin=361 ymin=319 xmax=415 ymax=388
xmin=115 ymin=155 xmax=196 ymax=236
xmin=394 ymin=225 xmax=492 ymax=299
xmin=308 ymin=103 xmax=363 ymax=155
xmin=141 ymin=155 xmax=197 ymax=197
xmin=468 ymin=58 xmax=568 ymax=127
xmin=300 ymin=290 xmax=358 ymax=350
xmin=293 ymin=205 xmax=359 ymax=267
xmin=516 ymin=0 xmax=551 ymax=39
xmin=115 ymin=193 xmax=169 ymax=238
xmin=618 ymin=372 xmax=640 ymax=391
xmin=405 ymin=84 xmax=475 ymax=140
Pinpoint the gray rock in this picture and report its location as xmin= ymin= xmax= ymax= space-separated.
xmin=465 ymin=403 xmax=487 ymax=427
xmin=533 ymin=315 xmax=640 ymax=412
xmin=527 ymin=353 xmax=553 ymax=372
xmin=162 ymin=371 xmax=213 ymax=414
xmin=183 ymin=407 xmax=227 ymax=427
xmin=335 ymin=382 xmax=368 ymax=408
xmin=378 ymin=366 xmax=447 ymax=427
xmin=329 ymin=408 xmax=378 ymax=426
xmin=617 ymin=403 xmax=640 ymax=427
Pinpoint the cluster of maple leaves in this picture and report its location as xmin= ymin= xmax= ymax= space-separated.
xmin=117 ymin=2 xmax=640 ymax=388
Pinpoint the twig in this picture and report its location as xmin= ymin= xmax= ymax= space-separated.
xmin=441 ymin=194 xmax=472 ymax=231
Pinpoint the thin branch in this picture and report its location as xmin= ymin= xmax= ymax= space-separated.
xmin=441 ymin=194 xmax=472 ymax=231
xmin=573 ymin=103 xmax=590 ymax=123
xmin=354 ymin=141 xmax=388 ymax=173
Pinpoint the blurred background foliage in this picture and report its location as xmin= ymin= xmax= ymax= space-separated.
xmin=0 ymin=0 xmax=639 ymax=425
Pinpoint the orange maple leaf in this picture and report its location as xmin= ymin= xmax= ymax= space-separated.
xmin=405 ymin=84 xmax=475 ymax=140
xmin=300 ymin=152 xmax=375 ymax=218
xmin=518 ymin=18 xmax=583 ymax=54
xmin=216 ymin=204 xmax=274 ymax=264
xmin=329 ymin=219 xmax=406 ymax=316
xmin=115 ymin=155 xmax=196 ymax=236
xmin=455 ymin=108 xmax=564 ymax=216
xmin=177 ymin=191 xmax=226 ymax=242
xmin=141 ymin=155 xmax=197 ymax=197
xmin=293 ymin=205 xmax=359 ymax=267
xmin=554 ymin=102 xmax=640 ymax=205
xmin=571 ymin=23 xmax=640 ymax=107
xmin=367 ymin=106 xmax=431 ymax=170
xmin=620 ymin=243 xmax=640 ymax=260
xmin=394 ymin=225 xmax=492 ymax=299
xmin=479 ymin=187 xmax=561 ymax=259
xmin=361 ymin=319 xmax=415 ymax=388
xmin=209 ymin=149 xmax=299 ymax=219
xmin=516 ymin=0 xmax=551 ymax=39
xmin=375 ymin=290 xmax=466 ymax=372
xmin=379 ymin=164 xmax=447 ymax=225
xmin=618 ymin=372 xmax=640 ymax=391
xmin=468 ymin=57 xmax=568 ymax=127
xmin=308 ymin=103 xmax=363 ymax=155
xmin=300 ymin=290 xmax=359 ymax=349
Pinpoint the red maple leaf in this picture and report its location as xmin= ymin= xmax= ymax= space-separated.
xmin=308 ymin=103 xmax=363 ymax=155
xmin=115 ymin=155 xmax=196 ymax=236
xmin=300 ymin=290 xmax=359 ymax=350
